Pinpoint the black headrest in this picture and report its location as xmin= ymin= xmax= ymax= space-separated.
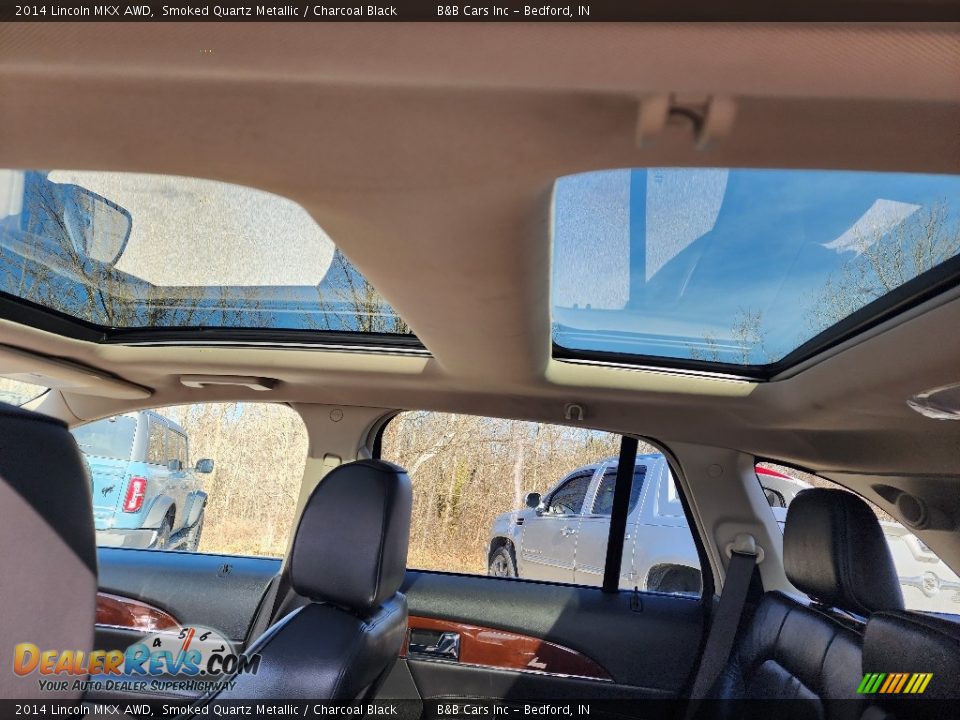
xmin=864 ymin=611 xmax=960 ymax=699
xmin=289 ymin=459 xmax=411 ymax=612
xmin=783 ymin=488 xmax=903 ymax=616
xmin=0 ymin=402 xmax=96 ymax=698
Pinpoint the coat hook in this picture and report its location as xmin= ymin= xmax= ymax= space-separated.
xmin=564 ymin=403 xmax=586 ymax=422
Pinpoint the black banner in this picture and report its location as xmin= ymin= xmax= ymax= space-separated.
xmin=1 ymin=698 xmax=959 ymax=720
xmin=2 ymin=0 xmax=960 ymax=22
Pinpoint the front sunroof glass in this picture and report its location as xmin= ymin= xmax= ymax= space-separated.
xmin=552 ymin=168 xmax=960 ymax=366
xmin=0 ymin=170 xmax=411 ymax=335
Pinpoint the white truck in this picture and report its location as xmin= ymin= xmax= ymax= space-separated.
xmin=488 ymin=455 xmax=960 ymax=613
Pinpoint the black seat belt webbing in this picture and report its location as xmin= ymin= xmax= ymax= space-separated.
xmin=246 ymin=571 xmax=290 ymax=646
xmin=688 ymin=548 xmax=758 ymax=701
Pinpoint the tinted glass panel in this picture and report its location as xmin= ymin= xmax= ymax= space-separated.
xmin=553 ymin=168 xmax=960 ymax=365
xmin=71 ymin=416 xmax=136 ymax=460
xmin=0 ymin=170 xmax=412 ymax=335
xmin=548 ymin=474 xmax=591 ymax=515
xmin=147 ymin=421 xmax=165 ymax=465
xmin=592 ymin=467 xmax=647 ymax=516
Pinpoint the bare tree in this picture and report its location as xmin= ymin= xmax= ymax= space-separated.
xmin=808 ymin=201 xmax=960 ymax=334
xmin=688 ymin=307 xmax=770 ymax=364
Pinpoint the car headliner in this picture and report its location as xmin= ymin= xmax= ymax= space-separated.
xmin=0 ymin=22 xmax=958 ymax=482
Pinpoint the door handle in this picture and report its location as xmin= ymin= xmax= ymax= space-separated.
xmin=408 ymin=629 xmax=460 ymax=661
xmin=561 ymin=526 xmax=577 ymax=536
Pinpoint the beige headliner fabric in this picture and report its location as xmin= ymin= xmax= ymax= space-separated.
xmin=0 ymin=23 xmax=959 ymax=475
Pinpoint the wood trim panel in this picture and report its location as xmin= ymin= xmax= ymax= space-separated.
xmin=403 ymin=615 xmax=612 ymax=681
xmin=96 ymin=591 xmax=180 ymax=632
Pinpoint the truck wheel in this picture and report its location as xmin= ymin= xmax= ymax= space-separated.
xmin=488 ymin=545 xmax=518 ymax=578
xmin=647 ymin=565 xmax=702 ymax=595
xmin=152 ymin=514 xmax=174 ymax=550
xmin=182 ymin=513 xmax=205 ymax=552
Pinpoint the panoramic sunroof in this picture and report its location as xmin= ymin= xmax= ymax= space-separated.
xmin=552 ymin=168 xmax=960 ymax=370
xmin=0 ymin=170 xmax=413 ymax=340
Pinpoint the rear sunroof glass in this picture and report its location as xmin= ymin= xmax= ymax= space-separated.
xmin=0 ymin=170 xmax=412 ymax=336
xmin=552 ymin=168 xmax=960 ymax=366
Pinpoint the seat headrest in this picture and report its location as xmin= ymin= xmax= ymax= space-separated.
xmin=290 ymin=459 xmax=411 ymax=612
xmin=0 ymin=402 xmax=96 ymax=699
xmin=783 ymin=488 xmax=903 ymax=616
xmin=864 ymin=611 xmax=960 ymax=699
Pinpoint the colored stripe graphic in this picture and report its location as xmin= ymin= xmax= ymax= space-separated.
xmin=858 ymin=672 xmax=932 ymax=694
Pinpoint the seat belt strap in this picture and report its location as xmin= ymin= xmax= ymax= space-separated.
xmin=688 ymin=542 xmax=759 ymax=700
xmin=246 ymin=572 xmax=288 ymax=645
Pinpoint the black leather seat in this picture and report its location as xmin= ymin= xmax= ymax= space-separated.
xmin=711 ymin=488 xmax=904 ymax=717
xmin=0 ymin=402 xmax=97 ymax=699
xmin=862 ymin=609 xmax=960 ymax=706
xmin=203 ymin=459 xmax=412 ymax=701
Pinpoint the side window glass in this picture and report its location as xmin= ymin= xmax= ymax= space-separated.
xmin=71 ymin=415 xmax=137 ymax=461
xmin=381 ymin=411 xmax=703 ymax=598
xmin=548 ymin=474 xmax=591 ymax=515
xmin=147 ymin=420 xmax=165 ymax=465
xmin=75 ymin=403 xmax=307 ymax=557
xmin=0 ymin=377 xmax=48 ymax=406
xmin=176 ymin=433 xmax=190 ymax=470
xmin=756 ymin=462 xmax=960 ymax=615
xmin=592 ymin=467 xmax=647 ymax=516
xmin=164 ymin=427 xmax=180 ymax=468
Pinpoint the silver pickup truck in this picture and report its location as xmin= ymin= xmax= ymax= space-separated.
xmin=488 ymin=453 xmax=702 ymax=594
xmin=489 ymin=455 xmax=960 ymax=611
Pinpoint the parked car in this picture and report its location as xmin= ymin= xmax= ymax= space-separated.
xmin=490 ymin=457 xmax=960 ymax=611
xmin=489 ymin=453 xmax=702 ymax=594
xmin=71 ymin=410 xmax=213 ymax=551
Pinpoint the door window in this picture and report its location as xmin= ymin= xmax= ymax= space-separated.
xmin=548 ymin=474 xmax=591 ymax=515
xmin=591 ymin=467 xmax=647 ymax=516
xmin=166 ymin=429 xmax=188 ymax=469
xmin=381 ymin=411 xmax=703 ymax=595
xmin=75 ymin=403 xmax=307 ymax=557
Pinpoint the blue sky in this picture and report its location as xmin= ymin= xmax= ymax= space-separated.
xmin=553 ymin=168 xmax=960 ymax=364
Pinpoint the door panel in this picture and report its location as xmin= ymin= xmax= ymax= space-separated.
xmin=518 ymin=515 xmax=580 ymax=582
xmin=399 ymin=570 xmax=704 ymax=698
xmin=93 ymin=554 xmax=704 ymax=703
xmin=97 ymin=546 xmax=279 ymax=645
xmin=404 ymin=615 xmax=612 ymax=680
xmin=571 ymin=516 xmax=608 ymax=586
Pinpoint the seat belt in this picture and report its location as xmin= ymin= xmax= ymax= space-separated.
xmin=688 ymin=535 xmax=760 ymax=701
xmin=245 ymin=571 xmax=290 ymax=646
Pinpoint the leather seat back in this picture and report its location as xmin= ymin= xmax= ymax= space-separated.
xmin=209 ymin=459 xmax=412 ymax=700
xmin=0 ymin=402 xmax=97 ymax=699
xmin=863 ymin=610 xmax=960 ymax=700
xmin=713 ymin=488 xmax=904 ymax=716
